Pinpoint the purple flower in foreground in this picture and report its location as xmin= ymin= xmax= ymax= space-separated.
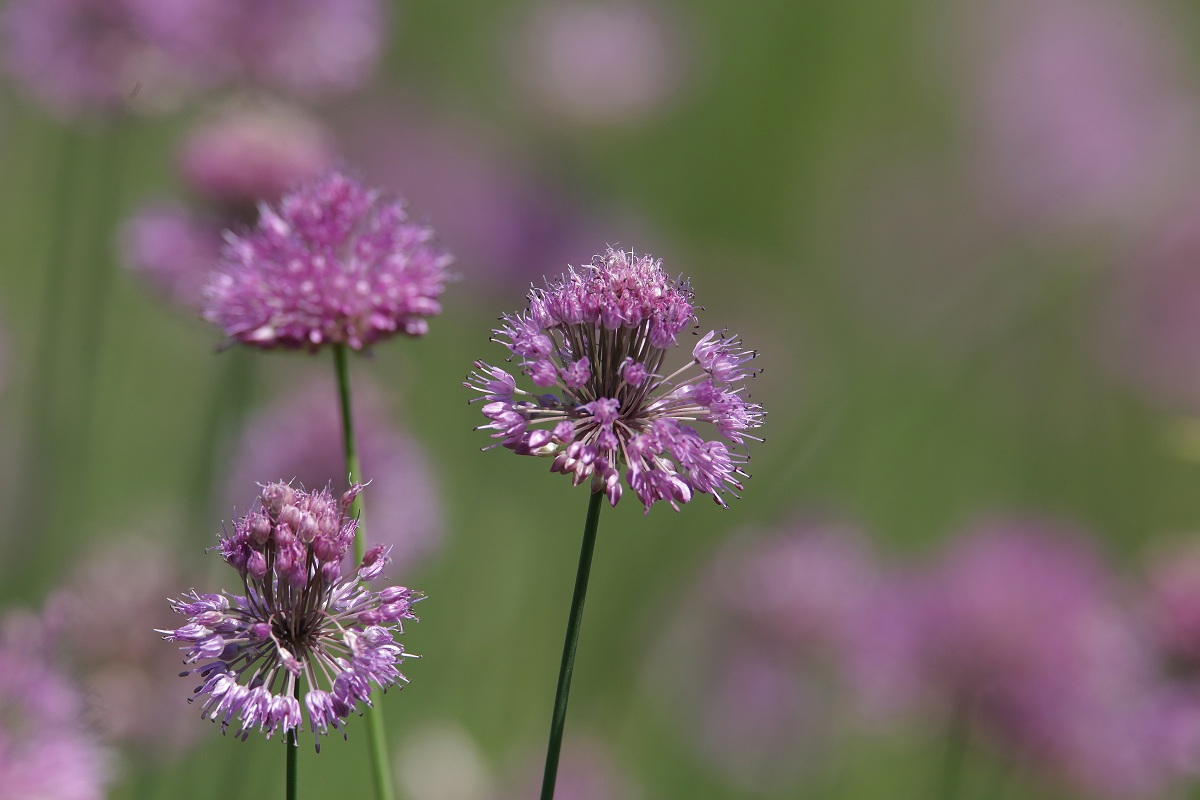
xmin=466 ymin=247 xmax=763 ymax=512
xmin=204 ymin=171 xmax=454 ymax=351
xmin=160 ymin=481 xmax=421 ymax=748
xmin=0 ymin=614 xmax=110 ymax=799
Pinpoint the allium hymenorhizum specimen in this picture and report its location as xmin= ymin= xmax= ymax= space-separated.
xmin=160 ymin=482 xmax=419 ymax=750
xmin=467 ymin=247 xmax=763 ymax=799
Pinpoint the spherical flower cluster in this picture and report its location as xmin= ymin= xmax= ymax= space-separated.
xmin=466 ymin=248 xmax=762 ymax=512
xmin=204 ymin=171 xmax=454 ymax=351
xmin=160 ymin=482 xmax=421 ymax=748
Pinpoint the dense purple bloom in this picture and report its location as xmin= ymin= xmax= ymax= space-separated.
xmin=225 ymin=378 xmax=441 ymax=574
xmin=204 ymin=171 xmax=454 ymax=351
xmin=179 ymin=102 xmax=336 ymax=210
xmin=0 ymin=613 xmax=110 ymax=799
xmin=466 ymin=248 xmax=763 ymax=513
xmin=160 ymin=482 xmax=421 ymax=748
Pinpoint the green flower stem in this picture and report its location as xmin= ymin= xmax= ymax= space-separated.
xmin=539 ymin=490 xmax=605 ymax=800
xmin=937 ymin=701 xmax=970 ymax=800
xmin=287 ymin=681 xmax=300 ymax=800
xmin=332 ymin=343 xmax=395 ymax=800
xmin=15 ymin=127 xmax=80 ymax=551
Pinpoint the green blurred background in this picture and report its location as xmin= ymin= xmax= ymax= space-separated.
xmin=2 ymin=0 xmax=1198 ymax=798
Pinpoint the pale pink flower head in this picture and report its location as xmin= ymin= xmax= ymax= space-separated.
xmin=204 ymin=171 xmax=454 ymax=351
xmin=713 ymin=519 xmax=879 ymax=654
xmin=225 ymin=378 xmax=441 ymax=575
xmin=217 ymin=0 xmax=385 ymax=99
xmin=467 ymin=248 xmax=763 ymax=513
xmin=0 ymin=613 xmax=110 ymax=799
xmin=47 ymin=534 xmax=201 ymax=759
xmin=122 ymin=204 xmax=222 ymax=310
xmin=179 ymin=102 xmax=336 ymax=209
xmin=972 ymin=0 xmax=1195 ymax=228
xmin=507 ymin=1 xmax=689 ymax=128
xmin=160 ymin=481 xmax=421 ymax=748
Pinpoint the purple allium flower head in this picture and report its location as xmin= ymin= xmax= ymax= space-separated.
xmin=160 ymin=481 xmax=421 ymax=748
xmin=466 ymin=247 xmax=763 ymax=513
xmin=123 ymin=205 xmax=223 ymax=310
xmin=204 ymin=171 xmax=454 ymax=351
xmin=225 ymin=378 xmax=441 ymax=575
xmin=0 ymin=614 xmax=110 ymax=799
xmin=179 ymin=102 xmax=336 ymax=210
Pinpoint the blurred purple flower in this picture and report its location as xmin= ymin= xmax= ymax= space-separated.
xmin=874 ymin=517 xmax=1171 ymax=797
xmin=1 ymin=0 xmax=385 ymax=116
xmin=506 ymin=1 xmax=689 ymax=128
xmin=713 ymin=519 xmax=879 ymax=654
xmin=649 ymin=520 xmax=873 ymax=789
xmin=1104 ymin=195 xmax=1200 ymax=411
xmin=122 ymin=204 xmax=222 ymax=310
xmin=0 ymin=613 xmax=110 ymax=799
xmin=179 ymin=101 xmax=336 ymax=210
xmin=224 ymin=378 xmax=441 ymax=575
xmin=338 ymin=104 xmax=626 ymax=291
xmin=213 ymin=0 xmax=385 ymax=100
xmin=0 ymin=0 xmax=216 ymax=116
xmin=972 ymin=0 xmax=1196 ymax=228
xmin=204 ymin=171 xmax=454 ymax=350
xmin=498 ymin=738 xmax=638 ymax=800
xmin=467 ymin=248 xmax=763 ymax=512
xmin=160 ymin=481 xmax=421 ymax=748
xmin=45 ymin=534 xmax=201 ymax=760
xmin=1144 ymin=540 xmax=1200 ymax=671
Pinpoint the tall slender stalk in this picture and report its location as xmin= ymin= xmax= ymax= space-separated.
xmin=936 ymin=700 xmax=970 ymax=800
xmin=539 ymin=490 xmax=605 ymax=800
xmin=332 ymin=343 xmax=395 ymax=800
xmin=15 ymin=127 xmax=81 ymax=551
xmin=287 ymin=681 xmax=300 ymax=800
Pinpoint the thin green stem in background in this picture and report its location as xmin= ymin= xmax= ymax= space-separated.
xmin=287 ymin=681 xmax=300 ymax=800
xmin=332 ymin=342 xmax=395 ymax=800
xmin=539 ymin=490 xmax=605 ymax=800
xmin=14 ymin=127 xmax=80 ymax=551
xmin=936 ymin=700 xmax=970 ymax=800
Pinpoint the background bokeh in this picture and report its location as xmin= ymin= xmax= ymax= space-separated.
xmin=3 ymin=0 xmax=1200 ymax=798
